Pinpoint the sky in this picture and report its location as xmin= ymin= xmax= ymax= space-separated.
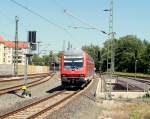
xmin=0 ymin=0 xmax=149 ymax=53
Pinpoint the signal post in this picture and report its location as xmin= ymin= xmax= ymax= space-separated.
xmin=21 ymin=31 xmax=36 ymax=97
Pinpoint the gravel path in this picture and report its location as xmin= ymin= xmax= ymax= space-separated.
xmin=45 ymin=75 xmax=100 ymax=119
xmin=0 ymin=73 xmax=61 ymax=115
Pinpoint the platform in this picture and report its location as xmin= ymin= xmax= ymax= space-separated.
xmin=96 ymin=77 xmax=147 ymax=99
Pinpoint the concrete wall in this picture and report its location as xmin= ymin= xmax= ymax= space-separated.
xmin=0 ymin=64 xmax=49 ymax=75
xmin=0 ymin=64 xmax=13 ymax=75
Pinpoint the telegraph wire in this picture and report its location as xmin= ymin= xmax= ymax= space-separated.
xmin=64 ymin=9 xmax=108 ymax=35
xmin=43 ymin=0 xmax=77 ymax=42
xmin=9 ymin=0 xmax=71 ymax=34
xmin=0 ymin=9 xmax=29 ymax=38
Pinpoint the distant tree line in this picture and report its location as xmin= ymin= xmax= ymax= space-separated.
xmin=29 ymin=52 xmax=59 ymax=66
xmin=82 ymin=35 xmax=150 ymax=74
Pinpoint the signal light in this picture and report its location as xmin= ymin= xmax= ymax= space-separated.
xmin=30 ymin=43 xmax=36 ymax=50
xmin=28 ymin=31 xmax=36 ymax=43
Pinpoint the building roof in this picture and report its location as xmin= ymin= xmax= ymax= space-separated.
xmin=4 ymin=41 xmax=28 ymax=49
xmin=4 ymin=41 xmax=14 ymax=48
xmin=0 ymin=35 xmax=28 ymax=49
xmin=18 ymin=42 xmax=28 ymax=49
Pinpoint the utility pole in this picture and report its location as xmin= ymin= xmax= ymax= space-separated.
xmin=67 ymin=41 xmax=71 ymax=50
xmin=37 ymin=41 xmax=42 ymax=55
xmin=109 ymin=0 xmax=115 ymax=74
xmin=62 ymin=40 xmax=66 ymax=52
xmin=104 ymin=0 xmax=115 ymax=74
xmin=50 ymin=50 xmax=53 ymax=71
xmin=104 ymin=0 xmax=115 ymax=100
xmin=70 ymin=44 xmax=72 ymax=49
xmin=14 ymin=16 xmax=19 ymax=76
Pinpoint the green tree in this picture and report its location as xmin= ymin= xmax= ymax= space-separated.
xmin=115 ymin=35 xmax=145 ymax=73
xmin=31 ymin=55 xmax=44 ymax=66
xmin=81 ymin=35 xmax=150 ymax=74
xmin=82 ymin=44 xmax=100 ymax=71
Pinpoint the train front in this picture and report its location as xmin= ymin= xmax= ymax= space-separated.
xmin=60 ymin=50 xmax=85 ymax=87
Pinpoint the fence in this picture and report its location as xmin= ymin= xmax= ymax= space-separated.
xmin=0 ymin=64 xmax=49 ymax=75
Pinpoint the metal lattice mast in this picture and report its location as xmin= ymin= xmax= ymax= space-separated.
xmin=104 ymin=0 xmax=115 ymax=100
xmin=37 ymin=41 xmax=42 ymax=56
xmin=109 ymin=0 xmax=114 ymax=74
xmin=14 ymin=16 xmax=19 ymax=76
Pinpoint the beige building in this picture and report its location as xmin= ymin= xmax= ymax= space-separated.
xmin=0 ymin=42 xmax=4 ymax=64
xmin=0 ymin=35 xmax=28 ymax=65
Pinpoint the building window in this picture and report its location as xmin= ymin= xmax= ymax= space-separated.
xmin=18 ymin=60 xmax=22 ymax=63
xmin=18 ymin=56 xmax=22 ymax=59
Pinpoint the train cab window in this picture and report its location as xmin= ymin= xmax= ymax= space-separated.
xmin=64 ymin=58 xmax=83 ymax=70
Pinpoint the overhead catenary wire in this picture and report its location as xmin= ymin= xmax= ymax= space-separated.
xmin=64 ymin=9 xmax=107 ymax=34
xmin=0 ymin=10 xmax=15 ymax=39
xmin=0 ymin=9 xmax=29 ymax=39
xmin=9 ymin=0 xmax=74 ymax=39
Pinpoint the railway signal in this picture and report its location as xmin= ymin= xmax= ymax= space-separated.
xmin=30 ymin=43 xmax=37 ymax=51
xmin=22 ymin=31 xmax=37 ymax=97
xmin=28 ymin=31 xmax=37 ymax=51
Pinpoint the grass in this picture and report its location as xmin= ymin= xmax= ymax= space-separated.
xmin=129 ymin=104 xmax=150 ymax=119
xmin=99 ymin=100 xmax=150 ymax=119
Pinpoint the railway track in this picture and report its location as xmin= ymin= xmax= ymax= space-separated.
xmin=114 ymin=74 xmax=150 ymax=85
xmin=114 ymin=75 xmax=150 ymax=91
xmin=127 ymin=77 xmax=150 ymax=85
xmin=102 ymin=74 xmax=145 ymax=91
xmin=116 ymin=79 xmax=144 ymax=91
xmin=0 ymin=73 xmax=49 ymax=82
xmin=0 ymin=73 xmax=49 ymax=78
xmin=0 ymin=90 xmax=79 ymax=119
xmin=0 ymin=73 xmax=54 ymax=95
xmin=0 ymin=73 xmax=97 ymax=119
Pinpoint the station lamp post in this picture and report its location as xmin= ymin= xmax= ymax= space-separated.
xmin=135 ymin=60 xmax=138 ymax=79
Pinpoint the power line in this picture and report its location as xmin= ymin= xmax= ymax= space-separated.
xmin=9 ymin=0 xmax=70 ymax=34
xmin=9 ymin=0 xmax=77 ymax=43
xmin=0 ymin=9 xmax=28 ymax=37
xmin=64 ymin=9 xmax=106 ymax=34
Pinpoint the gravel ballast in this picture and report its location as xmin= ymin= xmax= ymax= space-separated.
xmin=0 ymin=73 xmax=102 ymax=119
xmin=45 ymin=76 xmax=100 ymax=119
xmin=0 ymin=73 xmax=61 ymax=115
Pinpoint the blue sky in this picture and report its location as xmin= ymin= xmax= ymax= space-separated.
xmin=0 ymin=0 xmax=149 ymax=53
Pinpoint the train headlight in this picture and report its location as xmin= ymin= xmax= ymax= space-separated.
xmin=62 ymin=74 xmax=66 ymax=77
xmin=80 ymin=74 xmax=84 ymax=77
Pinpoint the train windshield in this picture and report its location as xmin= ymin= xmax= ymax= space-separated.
xmin=64 ymin=58 xmax=83 ymax=70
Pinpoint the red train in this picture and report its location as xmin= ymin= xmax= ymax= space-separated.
xmin=60 ymin=49 xmax=95 ymax=88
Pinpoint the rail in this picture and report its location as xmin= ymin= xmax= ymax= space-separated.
xmin=0 ymin=72 xmax=98 ymax=119
xmin=0 ymin=73 xmax=55 ymax=95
